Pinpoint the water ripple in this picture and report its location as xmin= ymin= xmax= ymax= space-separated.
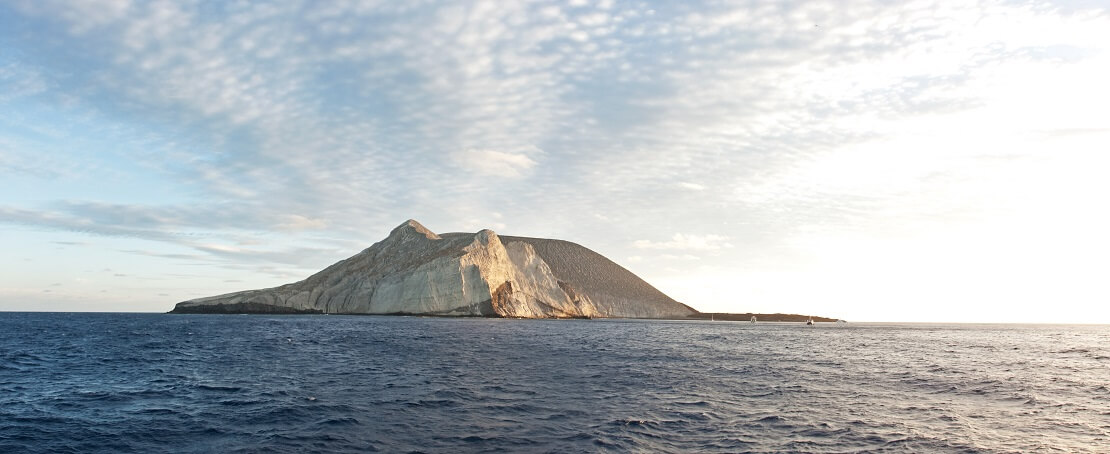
xmin=1 ymin=314 xmax=1108 ymax=452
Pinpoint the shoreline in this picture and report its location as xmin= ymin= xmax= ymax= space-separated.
xmin=166 ymin=306 xmax=836 ymax=322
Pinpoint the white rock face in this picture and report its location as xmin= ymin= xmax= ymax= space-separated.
xmin=172 ymin=220 xmax=695 ymax=319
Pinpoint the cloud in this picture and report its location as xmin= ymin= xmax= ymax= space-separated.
xmin=7 ymin=0 xmax=132 ymax=35
xmin=452 ymin=148 xmax=538 ymax=178
xmin=276 ymin=215 xmax=328 ymax=232
xmin=634 ymin=233 xmax=734 ymax=251
xmin=52 ymin=241 xmax=88 ymax=246
xmin=0 ymin=203 xmax=344 ymax=274
xmin=10 ymin=0 xmax=1089 ymax=237
xmin=3 ymin=1 xmax=1110 ymax=316
xmin=0 ymin=61 xmax=48 ymax=101
xmin=0 ymin=201 xmax=332 ymax=238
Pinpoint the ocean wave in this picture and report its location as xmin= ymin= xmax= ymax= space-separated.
xmin=1 ymin=314 xmax=1108 ymax=453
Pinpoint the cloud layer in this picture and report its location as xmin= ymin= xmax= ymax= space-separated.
xmin=2 ymin=0 xmax=1108 ymax=321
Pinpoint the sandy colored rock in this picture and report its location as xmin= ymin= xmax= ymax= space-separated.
xmin=171 ymin=220 xmax=695 ymax=319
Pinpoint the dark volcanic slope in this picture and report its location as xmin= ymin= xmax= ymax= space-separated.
xmin=500 ymin=235 xmax=696 ymax=318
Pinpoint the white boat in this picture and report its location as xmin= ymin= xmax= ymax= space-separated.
xmin=806 ymin=318 xmax=814 ymax=326
xmin=750 ymin=315 xmax=757 ymax=324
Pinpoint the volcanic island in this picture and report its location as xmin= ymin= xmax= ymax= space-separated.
xmin=171 ymin=219 xmax=834 ymax=322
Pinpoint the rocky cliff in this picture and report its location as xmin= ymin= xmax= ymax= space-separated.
xmin=171 ymin=220 xmax=696 ymax=319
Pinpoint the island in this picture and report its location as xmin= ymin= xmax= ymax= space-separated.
xmin=687 ymin=313 xmax=838 ymax=323
xmin=171 ymin=219 xmax=834 ymax=322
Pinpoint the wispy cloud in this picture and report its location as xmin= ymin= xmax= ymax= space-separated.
xmin=0 ymin=202 xmax=342 ymax=274
xmin=276 ymin=215 xmax=328 ymax=232
xmin=452 ymin=148 xmax=539 ymax=178
xmin=634 ymin=233 xmax=734 ymax=251
xmin=6 ymin=0 xmax=1102 ymax=236
xmin=2 ymin=0 xmax=1109 ymax=318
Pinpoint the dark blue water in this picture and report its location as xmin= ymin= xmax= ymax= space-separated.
xmin=1 ymin=313 xmax=1108 ymax=453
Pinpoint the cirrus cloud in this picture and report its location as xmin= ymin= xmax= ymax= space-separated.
xmin=451 ymin=148 xmax=539 ymax=178
xmin=634 ymin=233 xmax=734 ymax=251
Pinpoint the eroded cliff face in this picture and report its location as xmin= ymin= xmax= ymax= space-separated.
xmin=172 ymin=220 xmax=693 ymax=319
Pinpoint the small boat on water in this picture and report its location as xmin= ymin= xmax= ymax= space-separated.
xmin=806 ymin=318 xmax=814 ymax=326
xmin=750 ymin=315 xmax=757 ymax=324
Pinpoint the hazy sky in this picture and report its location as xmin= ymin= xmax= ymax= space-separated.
xmin=2 ymin=0 xmax=1108 ymax=322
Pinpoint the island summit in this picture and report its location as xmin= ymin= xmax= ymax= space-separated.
xmin=172 ymin=219 xmax=834 ymax=321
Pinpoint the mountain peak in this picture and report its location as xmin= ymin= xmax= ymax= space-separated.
xmin=474 ymin=228 xmax=499 ymax=246
xmin=389 ymin=219 xmax=440 ymax=240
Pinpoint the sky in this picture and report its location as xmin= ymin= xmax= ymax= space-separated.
xmin=1 ymin=0 xmax=1108 ymax=323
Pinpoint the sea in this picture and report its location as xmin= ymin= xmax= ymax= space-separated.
xmin=1 ymin=313 xmax=1107 ymax=453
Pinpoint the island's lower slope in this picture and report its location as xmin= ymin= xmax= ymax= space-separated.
xmin=498 ymin=235 xmax=696 ymax=319
xmin=171 ymin=220 xmax=696 ymax=319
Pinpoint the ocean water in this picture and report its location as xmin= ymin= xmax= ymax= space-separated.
xmin=1 ymin=313 xmax=1107 ymax=453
